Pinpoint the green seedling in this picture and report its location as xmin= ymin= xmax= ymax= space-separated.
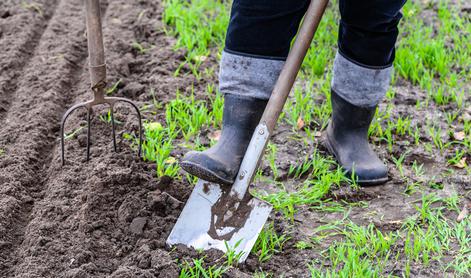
xmin=185 ymin=173 xmax=199 ymax=186
xmin=64 ymin=126 xmax=85 ymax=140
xmin=22 ymin=1 xmax=43 ymax=16
xmin=266 ymin=142 xmax=279 ymax=179
xmin=137 ymin=9 xmax=147 ymax=22
xmin=431 ymin=84 xmax=451 ymax=106
xmin=209 ymin=88 xmax=224 ymax=129
xmin=412 ymin=126 xmax=421 ymax=145
xmin=106 ymin=79 xmax=122 ymax=95
xmin=447 ymin=149 xmax=467 ymax=168
xmin=288 ymin=155 xmax=316 ymax=179
xmin=427 ymin=125 xmax=445 ymax=152
xmin=138 ymin=121 xmax=180 ymax=178
xmin=310 ymin=201 xmax=348 ymax=213
xmin=251 ymin=223 xmax=290 ymax=263
xmin=391 ymin=150 xmax=410 ymax=178
xmin=224 ymin=240 xmax=244 ymax=266
xmin=149 ymin=88 xmax=164 ymax=111
xmin=166 ymin=91 xmax=213 ymax=141
xmin=295 ymin=240 xmax=313 ymax=250
xmin=131 ymin=41 xmax=153 ymax=54
xmin=411 ymin=160 xmax=425 ymax=179
xmin=385 ymin=87 xmax=396 ymax=101
xmin=412 ymin=193 xmax=441 ymax=224
xmin=394 ymin=115 xmax=412 ymax=136
xmin=179 ymin=257 xmax=228 ymax=278
xmin=404 ymin=180 xmax=422 ymax=195
xmin=395 ymin=0 xmax=470 ymax=94
xmin=99 ymin=110 xmax=122 ymax=124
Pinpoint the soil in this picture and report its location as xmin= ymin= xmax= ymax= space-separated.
xmin=0 ymin=0 xmax=469 ymax=277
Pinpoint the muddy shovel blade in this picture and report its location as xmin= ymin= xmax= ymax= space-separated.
xmin=168 ymin=124 xmax=272 ymax=262
xmin=167 ymin=179 xmax=272 ymax=262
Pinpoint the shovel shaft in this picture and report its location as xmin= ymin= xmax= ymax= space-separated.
xmin=85 ymin=0 xmax=106 ymax=98
xmin=230 ymin=0 xmax=329 ymax=198
xmin=260 ymin=0 xmax=329 ymax=133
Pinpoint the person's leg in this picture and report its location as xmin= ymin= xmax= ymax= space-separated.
xmin=181 ymin=0 xmax=310 ymax=185
xmin=325 ymin=0 xmax=407 ymax=185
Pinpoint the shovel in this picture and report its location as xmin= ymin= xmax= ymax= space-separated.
xmin=167 ymin=0 xmax=329 ymax=262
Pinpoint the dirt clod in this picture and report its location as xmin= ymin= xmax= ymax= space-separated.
xmin=130 ymin=217 xmax=148 ymax=235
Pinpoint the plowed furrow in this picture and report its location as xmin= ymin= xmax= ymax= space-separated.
xmin=5 ymin=0 xmax=169 ymax=276
xmin=0 ymin=0 xmax=88 ymax=275
xmin=0 ymin=0 xmax=58 ymax=122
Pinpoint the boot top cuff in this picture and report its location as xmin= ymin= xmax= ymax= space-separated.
xmin=219 ymin=51 xmax=285 ymax=100
xmin=331 ymin=51 xmax=392 ymax=107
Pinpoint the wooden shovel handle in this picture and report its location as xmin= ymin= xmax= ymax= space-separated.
xmin=260 ymin=0 xmax=329 ymax=133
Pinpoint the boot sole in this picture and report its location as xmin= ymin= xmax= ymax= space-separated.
xmin=180 ymin=161 xmax=234 ymax=186
xmin=322 ymin=130 xmax=389 ymax=186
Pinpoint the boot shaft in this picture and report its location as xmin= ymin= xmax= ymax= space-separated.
xmin=330 ymin=89 xmax=376 ymax=136
xmin=219 ymin=93 xmax=268 ymax=145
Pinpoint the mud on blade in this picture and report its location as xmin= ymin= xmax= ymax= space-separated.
xmin=167 ymin=179 xmax=272 ymax=262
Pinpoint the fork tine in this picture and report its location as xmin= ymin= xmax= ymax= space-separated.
xmin=110 ymin=104 xmax=117 ymax=152
xmin=61 ymin=103 xmax=88 ymax=165
xmin=86 ymin=107 xmax=92 ymax=161
xmin=113 ymin=97 xmax=143 ymax=158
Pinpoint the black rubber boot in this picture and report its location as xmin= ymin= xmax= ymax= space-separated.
xmin=324 ymin=90 xmax=388 ymax=185
xmin=181 ymin=94 xmax=267 ymax=185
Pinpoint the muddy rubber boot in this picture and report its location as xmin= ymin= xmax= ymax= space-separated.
xmin=324 ymin=90 xmax=388 ymax=185
xmin=180 ymin=51 xmax=284 ymax=185
xmin=325 ymin=51 xmax=392 ymax=185
xmin=181 ymin=94 xmax=267 ymax=185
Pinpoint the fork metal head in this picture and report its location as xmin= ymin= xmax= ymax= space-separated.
xmin=60 ymin=81 xmax=143 ymax=165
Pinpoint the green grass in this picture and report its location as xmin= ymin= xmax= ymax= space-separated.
xmin=395 ymin=1 xmax=470 ymax=107
xmin=126 ymin=87 xmax=223 ymax=178
xmin=163 ymin=0 xmax=229 ymax=77
xmin=308 ymin=194 xmax=470 ymax=277
xmin=257 ymin=148 xmax=352 ymax=219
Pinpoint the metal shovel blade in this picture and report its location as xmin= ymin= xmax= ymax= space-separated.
xmin=167 ymin=179 xmax=272 ymax=262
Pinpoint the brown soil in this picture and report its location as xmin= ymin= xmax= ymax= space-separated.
xmin=0 ymin=0 xmax=469 ymax=277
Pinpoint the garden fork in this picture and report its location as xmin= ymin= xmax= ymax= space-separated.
xmin=60 ymin=0 xmax=142 ymax=165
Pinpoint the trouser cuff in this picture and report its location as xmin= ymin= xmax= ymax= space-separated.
xmin=331 ymin=51 xmax=392 ymax=107
xmin=219 ymin=51 xmax=284 ymax=100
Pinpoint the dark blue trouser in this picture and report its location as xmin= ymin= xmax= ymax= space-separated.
xmin=225 ymin=0 xmax=407 ymax=67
